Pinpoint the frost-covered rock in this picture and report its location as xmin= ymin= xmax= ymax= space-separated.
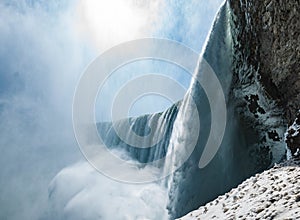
xmin=286 ymin=112 xmax=300 ymax=158
xmin=230 ymin=0 xmax=300 ymax=157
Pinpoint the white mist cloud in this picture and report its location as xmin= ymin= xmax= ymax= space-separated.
xmin=74 ymin=0 xmax=164 ymax=51
xmin=0 ymin=1 xmax=85 ymax=219
xmin=47 ymin=157 xmax=168 ymax=220
xmin=0 ymin=0 xmax=224 ymax=219
xmin=156 ymin=0 xmax=224 ymax=51
xmin=0 ymin=1 xmax=166 ymax=219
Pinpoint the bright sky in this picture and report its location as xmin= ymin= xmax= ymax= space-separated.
xmin=71 ymin=0 xmax=225 ymax=120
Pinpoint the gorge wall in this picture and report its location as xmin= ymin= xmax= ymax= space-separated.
xmin=230 ymin=0 xmax=300 ymax=156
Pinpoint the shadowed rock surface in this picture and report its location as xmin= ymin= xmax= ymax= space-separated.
xmin=230 ymin=0 xmax=300 ymax=156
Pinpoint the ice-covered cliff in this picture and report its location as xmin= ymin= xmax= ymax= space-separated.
xmin=229 ymin=0 xmax=300 ymax=157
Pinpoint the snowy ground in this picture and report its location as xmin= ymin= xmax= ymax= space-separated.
xmin=178 ymin=159 xmax=300 ymax=220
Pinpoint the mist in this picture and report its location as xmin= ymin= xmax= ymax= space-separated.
xmin=0 ymin=0 xmax=223 ymax=219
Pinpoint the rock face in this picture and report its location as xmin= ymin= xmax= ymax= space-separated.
xmin=178 ymin=159 xmax=300 ymax=220
xmin=286 ymin=113 xmax=300 ymax=157
xmin=229 ymin=0 xmax=300 ymax=156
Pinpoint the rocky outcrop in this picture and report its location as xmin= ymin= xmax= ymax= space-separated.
xmin=178 ymin=159 xmax=300 ymax=220
xmin=230 ymin=0 xmax=300 ymax=157
xmin=286 ymin=112 xmax=300 ymax=157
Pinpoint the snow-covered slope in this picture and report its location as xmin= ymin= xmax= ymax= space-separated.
xmin=178 ymin=159 xmax=300 ymax=220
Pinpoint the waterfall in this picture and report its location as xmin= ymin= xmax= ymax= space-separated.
xmin=69 ymin=0 xmax=289 ymax=219
xmin=96 ymin=1 xmax=287 ymax=218
xmin=97 ymin=102 xmax=180 ymax=164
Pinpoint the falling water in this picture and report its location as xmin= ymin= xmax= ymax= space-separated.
xmin=49 ymin=1 xmax=287 ymax=219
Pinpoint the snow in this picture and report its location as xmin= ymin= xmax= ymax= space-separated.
xmin=178 ymin=159 xmax=300 ymax=219
xmin=287 ymin=120 xmax=300 ymax=138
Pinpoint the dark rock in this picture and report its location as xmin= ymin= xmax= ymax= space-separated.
xmin=230 ymin=0 xmax=300 ymax=159
xmin=244 ymin=94 xmax=266 ymax=117
xmin=285 ymin=112 xmax=300 ymax=158
xmin=268 ymin=130 xmax=280 ymax=142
